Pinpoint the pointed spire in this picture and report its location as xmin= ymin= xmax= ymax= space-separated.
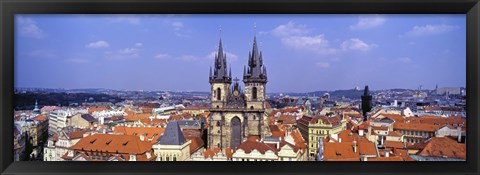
xmin=252 ymin=35 xmax=259 ymax=61
xmin=364 ymin=85 xmax=370 ymax=96
xmin=209 ymin=66 xmax=212 ymax=77
xmin=248 ymin=51 xmax=252 ymax=67
xmin=259 ymin=51 xmax=263 ymax=66
xmin=229 ymin=66 xmax=232 ymax=78
xmin=243 ymin=66 xmax=246 ymax=77
xmin=263 ymin=66 xmax=267 ymax=76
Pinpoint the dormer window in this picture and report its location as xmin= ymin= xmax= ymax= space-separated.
xmin=129 ymin=154 xmax=136 ymax=161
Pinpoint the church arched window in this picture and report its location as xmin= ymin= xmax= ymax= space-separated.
xmin=216 ymin=121 xmax=220 ymax=126
xmin=217 ymin=88 xmax=221 ymax=101
xmin=253 ymin=115 xmax=256 ymax=120
xmin=252 ymin=87 xmax=257 ymax=100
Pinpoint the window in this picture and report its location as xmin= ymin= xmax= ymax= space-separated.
xmin=253 ymin=115 xmax=256 ymax=120
xmin=216 ymin=88 xmax=221 ymax=101
xmin=166 ymin=156 xmax=170 ymax=161
xmin=216 ymin=121 xmax=220 ymax=127
xmin=252 ymin=87 xmax=258 ymax=99
xmin=173 ymin=155 xmax=177 ymax=161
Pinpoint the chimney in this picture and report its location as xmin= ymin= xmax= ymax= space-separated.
xmin=353 ymin=140 xmax=357 ymax=153
xmin=339 ymin=138 xmax=342 ymax=143
xmin=457 ymin=126 xmax=462 ymax=142
xmin=359 ymin=129 xmax=364 ymax=137
xmin=140 ymin=134 xmax=145 ymax=141
xmin=386 ymin=150 xmax=390 ymax=157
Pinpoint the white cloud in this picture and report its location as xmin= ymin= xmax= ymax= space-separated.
xmin=206 ymin=51 xmax=238 ymax=61
xmin=17 ymin=16 xmax=47 ymax=39
xmin=85 ymin=40 xmax=110 ymax=48
xmin=341 ymin=38 xmax=377 ymax=52
xmin=401 ymin=24 xmax=459 ymax=37
xmin=135 ymin=43 xmax=143 ymax=47
xmin=316 ymin=62 xmax=330 ymax=68
xmin=172 ymin=22 xmax=184 ymax=30
xmin=398 ymin=57 xmax=412 ymax=63
xmin=27 ymin=49 xmax=55 ymax=58
xmin=105 ymin=48 xmax=140 ymax=60
xmin=108 ymin=15 xmax=140 ymax=25
xmin=174 ymin=32 xmax=189 ymax=37
xmin=281 ymin=35 xmax=337 ymax=55
xmin=272 ymin=21 xmax=310 ymax=37
xmin=154 ymin=54 xmax=170 ymax=60
xmin=166 ymin=21 xmax=190 ymax=37
xmin=350 ymin=15 xmax=386 ymax=30
xmin=66 ymin=58 xmax=90 ymax=64
xmin=269 ymin=22 xmax=377 ymax=56
xmin=118 ymin=48 xmax=139 ymax=55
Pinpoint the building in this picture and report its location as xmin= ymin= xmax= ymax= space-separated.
xmin=297 ymin=115 xmax=346 ymax=157
xmin=153 ymin=121 xmax=191 ymax=161
xmin=48 ymin=109 xmax=88 ymax=134
xmin=393 ymin=123 xmax=442 ymax=143
xmin=44 ymin=129 xmax=87 ymax=161
xmin=436 ymin=87 xmax=461 ymax=96
xmin=208 ymin=36 xmax=271 ymax=150
xmin=68 ymin=114 xmax=97 ymax=129
xmin=62 ymin=133 xmax=156 ymax=161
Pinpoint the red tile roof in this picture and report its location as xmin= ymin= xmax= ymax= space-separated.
xmin=125 ymin=113 xmax=151 ymax=121
xmin=269 ymin=125 xmax=284 ymax=138
xmin=236 ymin=139 xmax=278 ymax=154
xmin=417 ymin=137 xmax=466 ymax=160
xmin=358 ymin=142 xmax=377 ymax=156
xmin=113 ymin=126 xmax=165 ymax=143
xmin=378 ymin=113 xmax=405 ymax=123
xmin=69 ymin=134 xmax=153 ymax=156
xmin=393 ymin=123 xmax=443 ymax=132
xmin=66 ymin=130 xmax=87 ymax=140
xmin=309 ymin=115 xmax=343 ymax=127
xmin=278 ymin=115 xmax=297 ymax=124
xmin=33 ymin=115 xmax=48 ymax=122
xmin=323 ymin=142 xmax=360 ymax=161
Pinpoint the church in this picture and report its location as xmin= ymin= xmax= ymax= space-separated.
xmin=207 ymin=36 xmax=271 ymax=149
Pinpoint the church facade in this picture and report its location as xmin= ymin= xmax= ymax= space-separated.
xmin=208 ymin=36 xmax=271 ymax=149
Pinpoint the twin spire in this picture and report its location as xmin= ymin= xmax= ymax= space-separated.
xmin=209 ymin=38 xmax=232 ymax=83
xmin=210 ymin=33 xmax=267 ymax=84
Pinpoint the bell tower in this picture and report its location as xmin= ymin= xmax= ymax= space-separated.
xmin=243 ymin=36 xmax=267 ymax=110
xmin=243 ymin=36 xmax=269 ymax=138
xmin=209 ymin=39 xmax=232 ymax=109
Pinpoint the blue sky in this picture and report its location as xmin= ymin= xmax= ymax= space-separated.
xmin=15 ymin=14 xmax=466 ymax=93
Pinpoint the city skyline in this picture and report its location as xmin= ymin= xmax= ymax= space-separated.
xmin=15 ymin=14 xmax=466 ymax=92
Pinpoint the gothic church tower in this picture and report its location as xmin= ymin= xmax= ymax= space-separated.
xmin=208 ymin=36 xmax=271 ymax=150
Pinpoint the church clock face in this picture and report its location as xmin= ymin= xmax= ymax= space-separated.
xmin=233 ymin=90 xmax=239 ymax=97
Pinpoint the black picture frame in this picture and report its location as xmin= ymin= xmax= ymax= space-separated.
xmin=1 ymin=0 xmax=479 ymax=175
